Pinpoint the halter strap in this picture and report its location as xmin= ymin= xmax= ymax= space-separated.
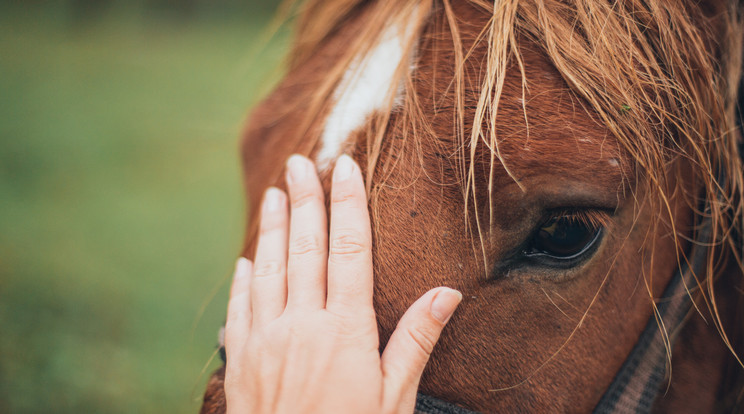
xmin=415 ymin=393 xmax=478 ymax=414
xmin=592 ymin=220 xmax=710 ymax=413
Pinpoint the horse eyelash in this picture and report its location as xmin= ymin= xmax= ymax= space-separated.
xmin=543 ymin=208 xmax=612 ymax=230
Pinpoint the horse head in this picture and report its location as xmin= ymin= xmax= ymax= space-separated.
xmin=202 ymin=0 xmax=744 ymax=411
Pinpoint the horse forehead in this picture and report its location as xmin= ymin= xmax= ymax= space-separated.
xmin=411 ymin=45 xmax=621 ymax=185
xmin=315 ymin=15 xmax=419 ymax=171
xmin=313 ymin=8 xmax=620 ymax=185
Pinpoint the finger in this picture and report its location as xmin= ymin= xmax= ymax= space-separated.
xmin=229 ymin=257 xmax=253 ymax=298
xmin=325 ymin=155 xmax=374 ymax=314
xmin=225 ymin=258 xmax=253 ymax=362
xmin=251 ymin=187 xmax=289 ymax=326
xmin=381 ymin=287 xmax=462 ymax=409
xmin=285 ymin=155 xmax=328 ymax=310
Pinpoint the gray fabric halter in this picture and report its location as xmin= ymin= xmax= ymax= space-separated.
xmin=591 ymin=221 xmax=709 ymax=413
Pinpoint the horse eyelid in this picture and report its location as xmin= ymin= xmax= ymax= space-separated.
xmin=538 ymin=208 xmax=613 ymax=230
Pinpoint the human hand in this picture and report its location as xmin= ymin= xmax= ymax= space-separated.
xmin=223 ymin=154 xmax=462 ymax=414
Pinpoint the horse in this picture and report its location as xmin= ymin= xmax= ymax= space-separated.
xmin=201 ymin=0 xmax=744 ymax=411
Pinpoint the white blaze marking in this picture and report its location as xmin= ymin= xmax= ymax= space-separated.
xmin=316 ymin=17 xmax=419 ymax=169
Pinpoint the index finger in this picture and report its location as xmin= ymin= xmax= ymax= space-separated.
xmin=325 ymin=155 xmax=374 ymax=314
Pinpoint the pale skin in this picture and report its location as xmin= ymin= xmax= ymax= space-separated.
xmin=224 ymin=154 xmax=463 ymax=414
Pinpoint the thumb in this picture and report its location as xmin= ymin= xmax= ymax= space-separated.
xmin=380 ymin=287 xmax=462 ymax=411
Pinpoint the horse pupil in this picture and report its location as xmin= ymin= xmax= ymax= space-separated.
xmin=535 ymin=217 xmax=595 ymax=258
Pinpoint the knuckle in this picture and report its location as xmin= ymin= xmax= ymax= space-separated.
xmin=331 ymin=188 xmax=360 ymax=205
xmin=329 ymin=231 xmax=369 ymax=258
xmin=290 ymin=190 xmax=323 ymax=209
xmin=223 ymin=372 xmax=241 ymax=390
xmin=287 ymin=321 xmax=309 ymax=338
xmin=252 ymin=260 xmax=283 ymax=277
xmin=259 ymin=217 xmax=284 ymax=235
xmin=224 ymin=314 xmax=247 ymax=334
xmin=227 ymin=296 xmax=249 ymax=318
xmin=289 ymin=233 xmax=324 ymax=256
xmin=224 ymin=369 xmax=251 ymax=394
xmin=405 ymin=325 xmax=437 ymax=356
xmin=224 ymin=317 xmax=237 ymax=331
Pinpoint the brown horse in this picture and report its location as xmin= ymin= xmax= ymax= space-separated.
xmin=201 ymin=0 xmax=744 ymax=412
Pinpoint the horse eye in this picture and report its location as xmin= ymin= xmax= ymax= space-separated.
xmin=525 ymin=215 xmax=603 ymax=260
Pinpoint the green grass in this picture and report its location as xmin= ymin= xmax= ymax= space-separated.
xmin=0 ymin=6 xmax=287 ymax=413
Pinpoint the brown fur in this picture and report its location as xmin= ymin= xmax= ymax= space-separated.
xmin=201 ymin=0 xmax=744 ymax=412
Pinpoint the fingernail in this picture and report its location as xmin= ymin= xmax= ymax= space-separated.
xmin=430 ymin=288 xmax=463 ymax=323
xmin=263 ymin=187 xmax=283 ymax=213
xmin=286 ymin=154 xmax=309 ymax=184
xmin=235 ymin=257 xmax=251 ymax=279
xmin=333 ymin=154 xmax=354 ymax=182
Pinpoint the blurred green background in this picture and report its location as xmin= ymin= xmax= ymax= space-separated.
xmin=0 ymin=1 xmax=287 ymax=412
